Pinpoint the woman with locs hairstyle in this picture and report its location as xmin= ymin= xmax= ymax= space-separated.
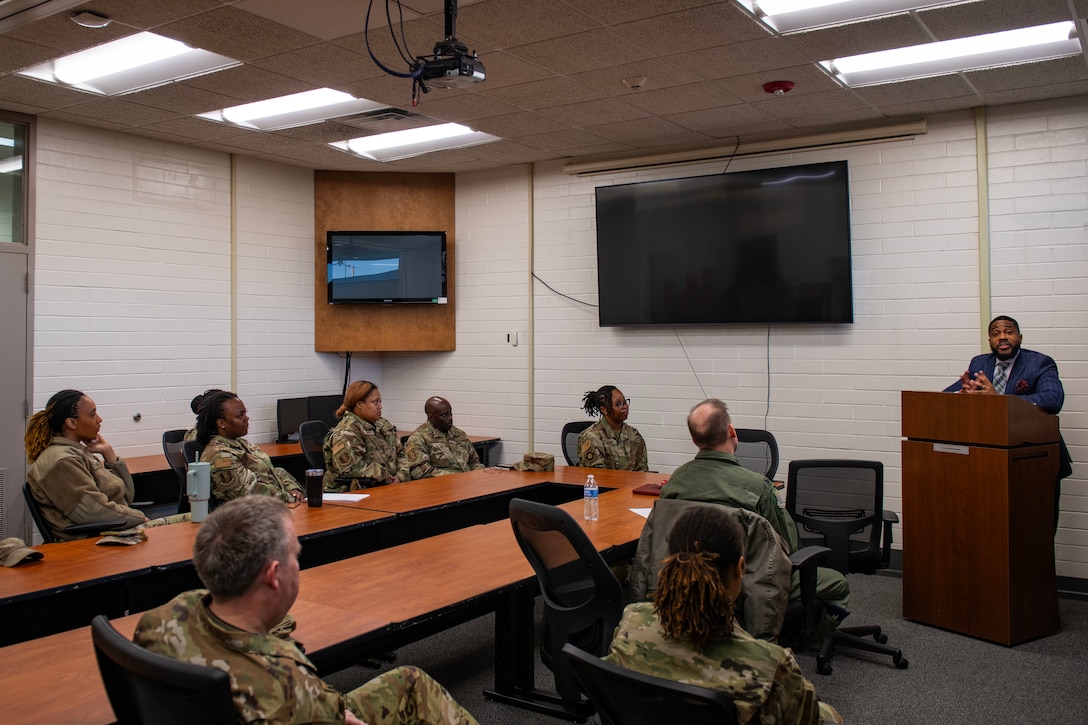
xmin=25 ymin=389 xmax=146 ymax=540
xmin=604 ymin=506 xmax=843 ymax=724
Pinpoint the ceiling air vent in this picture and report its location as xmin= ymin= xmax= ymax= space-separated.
xmin=337 ymin=108 xmax=433 ymax=135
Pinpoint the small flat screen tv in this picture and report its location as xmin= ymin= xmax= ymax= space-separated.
xmin=327 ymin=231 xmax=447 ymax=304
xmin=595 ymin=160 xmax=852 ymax=326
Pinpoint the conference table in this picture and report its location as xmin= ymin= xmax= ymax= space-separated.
xmin=0 ymin=466 xmax=662 ymax=725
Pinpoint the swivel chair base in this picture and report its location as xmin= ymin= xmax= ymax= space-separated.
xmin=816 ymin=624 xmax=909 ymax=675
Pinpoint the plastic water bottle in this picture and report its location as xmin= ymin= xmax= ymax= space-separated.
xmin=583 ymin=474 xmax=599 ymax=521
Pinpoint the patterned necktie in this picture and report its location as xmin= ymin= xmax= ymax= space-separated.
xmin=993 ymin=361 xmax=1009 ymax=394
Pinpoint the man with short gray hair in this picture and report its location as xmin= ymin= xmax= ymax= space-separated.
xmin=134 ymin=496 xmax=477 ymax=725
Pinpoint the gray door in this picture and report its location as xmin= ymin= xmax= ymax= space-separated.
xmin=0 ymin=250 xmax=28 ymax=539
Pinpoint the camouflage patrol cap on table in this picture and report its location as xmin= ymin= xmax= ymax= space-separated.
xmin=514 ymin=452 xmax=555 ymax=472
xmin=0 ymin=537 xmax=43 ymax=567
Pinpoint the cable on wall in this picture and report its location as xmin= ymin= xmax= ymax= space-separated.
xmin=673 ymin=328 xmax=709 ymax=401
xmin=532 ymin=272 xmax=597 ymax=307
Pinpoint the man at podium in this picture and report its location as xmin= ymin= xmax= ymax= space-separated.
xmin=944 ymin=315 xmax=1072 ymax=527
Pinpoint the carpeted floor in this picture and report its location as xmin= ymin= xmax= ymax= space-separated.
xmin=324 ymin=572 xmax=1088 ymax=724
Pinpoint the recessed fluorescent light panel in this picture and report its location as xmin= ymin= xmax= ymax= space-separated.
xmin=823 ymin=21 xmax=1082 ymax=86
xmin=198 ymin=89 xmax=389 ymax=131
xmin=331 ymin=123 xmax=500 ymax=161
xmin=18 ymin=32 xmax=239 ymax=95
xmin=738 ymin=0 xmax=969 ymax=33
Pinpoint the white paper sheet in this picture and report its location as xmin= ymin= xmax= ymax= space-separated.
xmin=322 ymin=493 xmax=370 ymax=502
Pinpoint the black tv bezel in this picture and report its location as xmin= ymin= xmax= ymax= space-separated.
xmin=593 ymin=160 xmax=853 ymax=327
xmin=325 ymin=230 xmax=448 ymax=305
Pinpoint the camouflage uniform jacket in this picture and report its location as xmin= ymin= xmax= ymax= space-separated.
xmin=322 ymin=412 xmax=408 ymax=491
xmin=135 ymin=590 xmax=348 ymax=724
xmin=183 ymin=426 xmax=198 ymax=442
xmin=404 ymin=421 xmax=484 ymax=479
xmin=200 ymin=435 xmax=302 ymax=503
xmin=26 ymin=437 xmax=146 ymax=541
xmin=604 ymin=602 xmax=835 ymax=725
xmin=577 ymin=419 xmax=649 ymax=471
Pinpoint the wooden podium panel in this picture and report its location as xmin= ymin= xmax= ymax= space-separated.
xmin=901 ymin=391 xmax=1060 ymax=645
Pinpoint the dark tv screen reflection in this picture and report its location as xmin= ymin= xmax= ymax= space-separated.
xmin=326 ymin=231 xmax=447 ymax=304
xmin=594 ymin=160 xmax=853 ymax=326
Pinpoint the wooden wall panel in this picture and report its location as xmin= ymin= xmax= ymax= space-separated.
xmin=314 ymin=171 xmax=455 ymax=352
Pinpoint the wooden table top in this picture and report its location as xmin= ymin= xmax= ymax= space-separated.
xmin=0 ymin=598 xmax=389 ymax=725
xmin=299 ymin=481 xmax=656 ymax=626
xmin=0 ymin=504 xmax=393 ymax=603
xmin=335 ymin=467 xmax=550 ymax=513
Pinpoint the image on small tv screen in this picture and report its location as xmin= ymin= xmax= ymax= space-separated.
xmin=326 ymin=231 xmax=447 ymax=304
xmin=595 ymin=160 xmax=852 ymax=326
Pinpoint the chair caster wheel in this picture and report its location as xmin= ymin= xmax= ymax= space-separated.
xmin=817 ymin=662 xmax=833 ymax=676
xmin=894 ymin=656 xmax=909 ymax=669
xmin=874 ymin=632 xmax=888 ymax=644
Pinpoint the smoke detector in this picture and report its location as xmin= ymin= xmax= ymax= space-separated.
xmin=763 ymin=80 xmax=795 ymax=96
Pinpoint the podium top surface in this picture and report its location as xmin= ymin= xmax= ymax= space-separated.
xmin=901 ymin=390 xmax=1059 ymax=447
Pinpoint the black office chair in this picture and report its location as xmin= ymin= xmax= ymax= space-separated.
xmin=298 ymin=419 xmax=329 ymax=470
xmin=507 ymin=498 xmax=624 ymax=719
xmin=162 ymin=430 xmax=190 ymax=514
xmin=560 ymin=421 xmax=593 ymax=466
xmin=563 ymin=643 xmax=740 ymax=725
xmin=22 ymin=482 xmax=124 ymax=544
xmin=91 ymin=615 xmax=237 ymax=725
xmin=734 ymin=428 xmax=780 ymax=481
xmin=785 ymin=459 xmax=908 ymax=674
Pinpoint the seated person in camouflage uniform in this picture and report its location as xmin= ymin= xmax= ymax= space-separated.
xmin=404 ymin=397 xmax=485 ymax=479
xmin=197 ymin=391 xmax=304 ymax=504
xmin=25 ymin=389 xmax=147 ymax=541
xmin=577 ymin=385 xmax=649 ymax=471
xmin=323 ymin=380 xmax=408 ymax=491
xmin=605 ymin=506 xmax=842 ymax=725
xmin=135 ymin=496 xmax=478 ymax=725
xmin=184 ymin=388 xmax=223 ymax=442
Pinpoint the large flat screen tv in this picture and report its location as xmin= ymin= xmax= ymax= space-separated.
xmin=595 ymin=160 xmax=852 ymax=326
xmin=326 ymin=231 xmax=447 ymax=304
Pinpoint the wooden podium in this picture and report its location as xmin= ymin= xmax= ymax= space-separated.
xmin=901 ymin=391 xmax=1060 ymax=645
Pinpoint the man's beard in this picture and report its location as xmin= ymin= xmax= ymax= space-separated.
xmin=992 ymin=342 xmax=1021 ymax=361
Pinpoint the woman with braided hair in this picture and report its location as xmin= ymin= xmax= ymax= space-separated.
xmin=577 ymin=385 xmax=648 ymax=471
xmin=25 ymin=389 xmax=147 ymax=541
xmin=604 ymin=506 xmax=842 ymax=724
xmin=195 ymin=390 xmax=304 ymax=504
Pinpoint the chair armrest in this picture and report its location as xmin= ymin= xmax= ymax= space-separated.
xmin=790 ymin=545 xmax=830 ymax=635
xmin=790 ymin=545 xmax=830 ymax=570
xmin=881 ymin=510 xmax=898 ymax=568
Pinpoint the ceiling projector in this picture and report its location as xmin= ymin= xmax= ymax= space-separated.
xmin=419 ymin=39 xmax=486 ymax=90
